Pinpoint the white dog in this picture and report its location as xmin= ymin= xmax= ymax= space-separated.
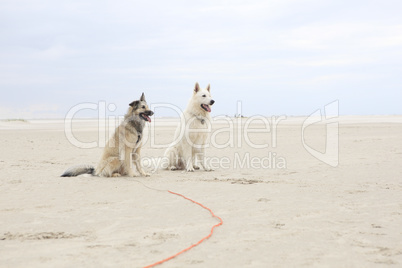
xmin=165 ymin=82 xmax=215 ymax=172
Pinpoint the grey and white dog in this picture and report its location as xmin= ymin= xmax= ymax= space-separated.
xmin=61 ymin=93 xmax=153 ymax=177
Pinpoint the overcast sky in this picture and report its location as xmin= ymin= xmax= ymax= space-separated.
xmin=1 ymin=0 xmax=401 ymax=118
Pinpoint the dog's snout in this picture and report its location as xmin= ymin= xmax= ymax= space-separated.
xmin=146 ymin=110 xmax=154 ymax=116
xmin=210 ymin=100 xmax=215 ymax=105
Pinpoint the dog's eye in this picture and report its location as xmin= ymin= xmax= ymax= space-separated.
xmin=202 ymin=95 xmax=206 ymax=97
xmin=142 ymin=106 xmax=145 ymax=109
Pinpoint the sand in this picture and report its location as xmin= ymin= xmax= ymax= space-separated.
xmin=0 ymin=116 xmax=402 ymax=267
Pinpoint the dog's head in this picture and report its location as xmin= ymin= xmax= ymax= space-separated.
xmin=193 ymin=82 xmax=215 ymax=113
xmin=128 ymin=93 xmax=154 ymax=122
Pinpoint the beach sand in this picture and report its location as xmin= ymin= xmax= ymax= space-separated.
xmin=1 ymin=116 xmax=402 ymax=267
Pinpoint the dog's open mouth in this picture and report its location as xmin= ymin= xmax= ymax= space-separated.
xmin=140 ymin=113 xmax=152 ymax=123
xmin=201 ymin=104 xmax=211 ymax=112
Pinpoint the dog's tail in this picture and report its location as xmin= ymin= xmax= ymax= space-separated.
xmin=61 ymin=165 xmax=95 ymax=177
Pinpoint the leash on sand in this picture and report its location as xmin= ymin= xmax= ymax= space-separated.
xmin=133 ymin=180 xmax=223 ymax=268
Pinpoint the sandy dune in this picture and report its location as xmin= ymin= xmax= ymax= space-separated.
xmin=1 ymin=116 xmax=402 ymax=267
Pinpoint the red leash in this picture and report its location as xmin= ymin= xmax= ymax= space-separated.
xmin=143 ymin=190 xmax=223 ymax=268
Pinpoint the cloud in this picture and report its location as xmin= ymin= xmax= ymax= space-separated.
xmin=0 ymin=104 xmax=62 ymax=119
xmin=276 ymin=22 xmax=402 ymax=50
xmin=0 ymin=0 xmax=401 ymax=117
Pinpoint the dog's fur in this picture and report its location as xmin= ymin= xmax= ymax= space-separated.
xmin=165 ymin=82 xmax=215 ymax=172
xmin=61 ymin=93 xmax=153 ymax=177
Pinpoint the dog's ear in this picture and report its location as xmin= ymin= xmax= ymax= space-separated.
xmin=194 ymin=82 xmax=200 ymax=93
xmin=206 ymin=84 xmax=210 ymax=92
xmin=129 ymin=100 xmax=140 ymax=109
xmin=140 ymin=92 xmax=146 ymax=102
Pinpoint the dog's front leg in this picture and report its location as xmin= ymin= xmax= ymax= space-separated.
xmin=133 ymin=147 xmax=150 ymax=177
xmin=192 ymin=148 xmax=200 ymax=170
xmin=198 ymin=147 xmax=213 ymax=171
xmin=182 ymin=146 xmax=195 ymax=172
xmin=123 ymin=146 xmax=137 ymax=177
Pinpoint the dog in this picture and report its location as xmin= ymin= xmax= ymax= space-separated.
xmin=164 ymin=82 xmax=215 ymax=172
xmin=61 ymin=93 xmax=154 ymax=177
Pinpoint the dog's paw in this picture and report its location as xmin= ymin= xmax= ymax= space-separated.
xmin=169 ymin=166 xmax=178 ymax=171
xmin=126 ymin=170 xmax=138 ymax=177
xmin=204 ymin=166 xmax=214 ymax=172
xmin=141 ymin=172 xmax=151 ymax=177
xmin=193 ymin=165 xmax=200 ymax=170
xmin=186 ymin=167 xmax=195 ymax=172
xmin=112 ymin=173 xmax=121 ymax=177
